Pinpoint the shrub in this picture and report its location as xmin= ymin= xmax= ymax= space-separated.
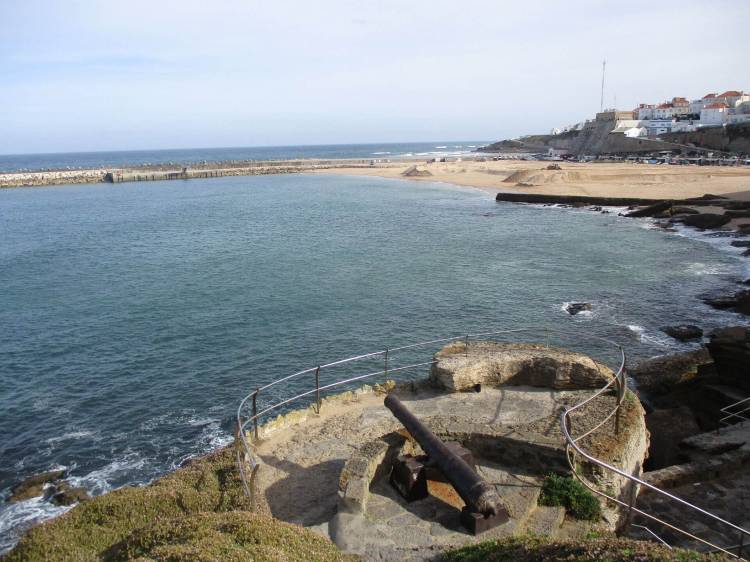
xmin=538 ymin=473 xmax=601 ymax=521
xmin=443 ymin=535 xmax=731 ymax=562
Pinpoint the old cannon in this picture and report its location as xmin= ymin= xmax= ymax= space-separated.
xmin=384 ymin=394 xmax=509 ymax=534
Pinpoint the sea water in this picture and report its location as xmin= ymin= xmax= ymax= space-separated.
xmin=0 ymin=142 xmax=488 ymax=173
xmin=0 ymin=173 xmax=747 ymax=551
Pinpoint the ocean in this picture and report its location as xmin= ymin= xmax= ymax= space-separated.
xmin=0 ymin=142 xmax=488 ymax=173
xmin=0 ymin=172 xmax=747 ymax=552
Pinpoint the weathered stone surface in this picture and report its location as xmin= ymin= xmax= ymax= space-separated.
xmin=706 ymin=327 xmax=750 ymax=392
xmin=625 ymin=348 xmax=712 ymax=395
xmin=703 ymin=290 xmax=750 ymax=315
xmin=429 ymin=342 xmax=612 ymax=392
xmin=8 ymin=470 xmax=67 ymax=503
xmin=644 ymin=406 xmax=700 ymax=470
xmin=660 ymin=324 xmax=703 ymax=341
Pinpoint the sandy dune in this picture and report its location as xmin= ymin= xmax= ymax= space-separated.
xmin=318 ymin=160 xmax=750 ymax=200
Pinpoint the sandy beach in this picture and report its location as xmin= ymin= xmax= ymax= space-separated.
xmin=318 ymin=159 xmax=750 ymax=201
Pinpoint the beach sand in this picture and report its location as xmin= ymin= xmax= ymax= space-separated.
xmin=316 ymin=160 xmax=750 ymax=200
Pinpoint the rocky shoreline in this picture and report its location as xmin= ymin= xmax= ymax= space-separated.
xmin=498 ymin=191 xmax=750 ymax=319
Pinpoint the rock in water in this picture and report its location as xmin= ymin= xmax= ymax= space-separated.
xmin=48 ymin=482 xmax=90 ymax=506
xmin=564 ymin=302 xmax=592 ymax=315
xmin=706 ymin=327 xmax=750 ymax=393
xmin=661 ymin=325 xmax=703 ymax=341
xmin=677 ymin=213 xmax=731 ymax=230
xmin=702 ymin=289 xmax=750 ymax=315
xmin=8 ymin=469 xmax=67 ymax=502
xmin=624 ymin=200 xmax=672 ymax=218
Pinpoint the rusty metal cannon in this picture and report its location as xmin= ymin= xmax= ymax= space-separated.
xmin=384 ymin=394 xmax=509 ymax=534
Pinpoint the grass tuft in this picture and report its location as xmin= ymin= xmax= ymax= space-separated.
xmin=538 ymin=473 xmax=601 ymax=521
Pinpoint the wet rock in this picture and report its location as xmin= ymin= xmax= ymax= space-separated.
xmin=677 ymin=213 xmax=731 ymax=230
xmin=624 ymin=200 xmax=672 ymax=218
xmin=8 ymin=469 xmax=67 ymax=503
xmin=564 ymin=302 xmax=592 ymax=315
xmin=702 ymin=289 xmax=750 ymax=315
xmin=706 ymin=327 xmax=750 ymax=393
xmin=671 ymin=206 xmax=700 ymax=215
xmin=730 ymin=240 xmax=750 ymax=248
xmin=724 ymin=210 xmax=750 ymax=219
xmin=661 ymin=325 xmax=703 ymax=341
xmin=49 ymin=482 xmax=90 ymax=506
xmin=629 ymin=348 xmax=713 ymax=395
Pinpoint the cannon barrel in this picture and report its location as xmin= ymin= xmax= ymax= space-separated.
xmin=384 ymin=394 xmax=502 ymax=517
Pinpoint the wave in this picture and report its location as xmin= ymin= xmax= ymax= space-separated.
xmin=626 ymin=324 xmax=676 ymax=348
xmin=46 ymin=431 xmax=95 ymax=444
xmin=0 ymin=497 xmax=72 ymax=555
xmin=371 ymin=151 xmax=391 ymax=155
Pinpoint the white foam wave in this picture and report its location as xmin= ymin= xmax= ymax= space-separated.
xmin=67 ymin=453 xmax=148 ymax=496
xmin=0 ymin=497 xmax=72 ymax=555
xmin=371 ymin=151 xmax=391 ymax=155
xmin=626 ymin=324 xmax=674 ymax=348
xmin=46 ymin=431 xmax=95 ymax=444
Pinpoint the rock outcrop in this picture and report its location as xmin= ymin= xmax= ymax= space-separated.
xmin=8 ymin=470 xmax=67 ymax=503
xmin=629 ymin=348 xmax=712 ymax=395
xmin=706 ymin=326 xmax=750 ymax=393
xmin=430 ymin=342 xmax=612 ymax=392
xmin=660 ymin=325 xmax=703 ymax=342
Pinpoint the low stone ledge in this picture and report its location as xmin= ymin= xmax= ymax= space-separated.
xmin=641 ymin=448 xmax=750 ymax=492
xmin=430 ymin=342 xmax=613 ymax=392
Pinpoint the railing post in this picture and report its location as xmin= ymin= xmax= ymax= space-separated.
xmin=624 ymin=482 xmax=636 ymax=533
xmin=384 ymin=348 xmax=389 ymax=385
xmin=315 ymin=366 xmax=321 ymax=414
xmin=252 ymin=389 xmax=259 ymax=441
xmin=738 ymin=531 xmax=745 ymax=558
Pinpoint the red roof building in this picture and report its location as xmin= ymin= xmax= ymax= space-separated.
xmin=705 ymin=102 xmax=729 ymax=109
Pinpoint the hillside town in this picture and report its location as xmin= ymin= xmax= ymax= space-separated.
xmin=553 ymin=89 xmax=750 ymax=139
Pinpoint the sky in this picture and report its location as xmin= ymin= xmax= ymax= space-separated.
xmin=0 ymin=0 xmax=748 ymax=155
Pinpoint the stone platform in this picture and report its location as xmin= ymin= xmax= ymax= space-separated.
xmin=249 ymin=343 xmax=647 ymax=561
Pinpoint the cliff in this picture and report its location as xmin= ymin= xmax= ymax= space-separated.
xmin=480 ymin=118 xmax=686 ymax=156
xmin=662 ymin=122 xmax=750 ymax=155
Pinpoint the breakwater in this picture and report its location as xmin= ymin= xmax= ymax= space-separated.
xmin=0 ymin=159 xmax=406 ymax=188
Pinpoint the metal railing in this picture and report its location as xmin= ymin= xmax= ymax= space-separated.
xmin=235 ymin=327 xmax=594 ymax=500
xmin=561 ymin=357 xmax=750 ymax=559
xmin=720 ymin=397 xmax=750 ymax=427
xmin=235 ymin=326 xmax=749 ymax=559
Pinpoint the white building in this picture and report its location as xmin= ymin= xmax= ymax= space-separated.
xmin=700 ymin=102 xmax=730 ymax=125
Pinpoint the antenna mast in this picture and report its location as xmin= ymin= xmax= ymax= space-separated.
xmin=600 ymin=59 xmax=606 ymax=112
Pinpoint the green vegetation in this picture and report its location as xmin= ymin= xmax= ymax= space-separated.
xmin=6 ymin=445 xmax=347 ymax=562
xmin=443 ymin=535 xmax=732 ymax=562
xmin=538 ymin=473 xmax=601 ymax=521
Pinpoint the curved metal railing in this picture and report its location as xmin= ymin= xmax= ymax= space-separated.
xmin=561 ymin=356 xmax=750 ymax=559
xmin=235 ymin=327 xmax=598 ymax=499
xmin=235 ymin=326 xmax=748 ymax=559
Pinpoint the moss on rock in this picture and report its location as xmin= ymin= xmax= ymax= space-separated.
xmin=5 ymin=445 xmax=344 ymax=562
